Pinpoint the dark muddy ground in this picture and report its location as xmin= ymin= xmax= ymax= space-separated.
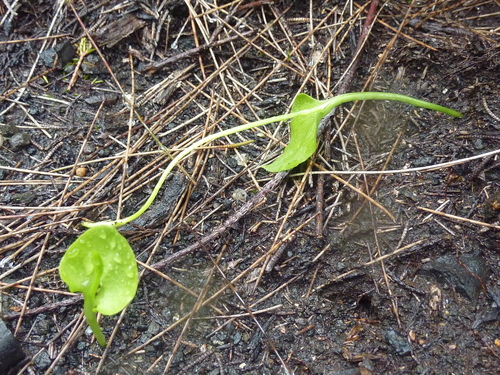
xmin=1 ymin=1 xmax=500 ymax=374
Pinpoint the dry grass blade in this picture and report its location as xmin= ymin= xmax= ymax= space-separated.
xmin=417 ymin=206 xmax=500 ymax=230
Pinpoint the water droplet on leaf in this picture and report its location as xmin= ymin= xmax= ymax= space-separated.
xmin=84 ymin=262 xmax=94 ymax=276
xmin=66 ymin=247 xmax=80 ymax=258
xmin=126 ymin=268 xmax=135 ymax=279
xmin=98 ymin=230 xmax=107 ymax=240
xmin=114 ymin=253 xmax=123 ymax=264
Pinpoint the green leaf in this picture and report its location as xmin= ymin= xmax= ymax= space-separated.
xmin=59 ymin=224 xmax=139 ymax=345
xmin=263 ymin=92 xmax=463 ymax=173
xmin=263 ymin=93 xmax=331 ymax=172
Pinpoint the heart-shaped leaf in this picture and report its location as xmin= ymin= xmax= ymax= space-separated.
xmin=59 ymin=224 xmax=138 ymax=345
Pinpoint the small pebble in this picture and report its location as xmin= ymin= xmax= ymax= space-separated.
xmin=0 ymin=123 xmax=18 ymax=136
xmin=9 ymin=132 xmax=31 ymax=151
xmin=232 ymin=188 xmax=247 ymax=202
xmin=385 ymin=328 xmax=412 ymax=356
xmin=76 ymin=167 xmax=87 ymax=177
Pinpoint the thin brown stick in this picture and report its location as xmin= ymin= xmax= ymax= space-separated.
xmin=141 ymin=31 xmax=255 ymax=74
xmin=0 ymin=34 xmax=70 ymax=45
xmin=338 ymin=0 xmax=380 ymax=94
xmin=151 ymin=171 xmax=288 ymax=270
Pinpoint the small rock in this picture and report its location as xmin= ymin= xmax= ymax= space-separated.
xmin=54 ymin=41 xmax=76 ymax=66
xmin=161 ymin=308 xmax=172 ymax=321
xmin=40 ymin=48 xmax=57 ymax=67
xmin=29 ymin=103 xmax=45 ymax=116
xmin=233 ymin=331 xmax=242 ymax=345
xmin=360 ymin=358 xmax=375 ymax=372
xmin=81 ymin=54 xmax=106 ymax=75
xmin=232 ymin=188 xmax=247 ymax=202
xmin=40 ymin=41 xmax=76 ymax=68
xmin=385 ymin=328 xmax=412 ymax=356
xmin=84 ymin=93 xmax=119 ymax=106
xmin=472 ymin=139 xmax=485 ymax=150
xmin=472 ymin=309 xmax=499 ymax=329
xmin=147 ymin=321 xmax=160 ymax=335
xmin=83 ymin=143 xmax=94 ymax=154
xmin=33 ymin=350 xmax=51 ymax=370
xmin=0 ymin=319 xmax=25 ymax=372
xmin=0 ymin=123 xmax=18 ymax=136
xmin=420 ymin=253 xmax=490 ymax=303
xmin=3 ymin=18 xmax=12 ymax=36
xmin=413 ymin=156 xmax=436 ymax=167
xmin=9 ymin=132 xmax=31 ymax=150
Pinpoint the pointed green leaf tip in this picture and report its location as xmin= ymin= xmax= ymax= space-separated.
xmin=263 ymin=93 xmax=331 ymax=173
xmin=59 ymin=224 xmax=139 ymax=345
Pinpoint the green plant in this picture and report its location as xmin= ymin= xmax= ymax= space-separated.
xmin=59 ymin=225 xmax=137 ymax=347
xmin=59 ymin=92 xmax=462 ymax=346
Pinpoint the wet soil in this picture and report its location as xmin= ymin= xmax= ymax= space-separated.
xmin=1 ymin=1 xmax=500 ymax=374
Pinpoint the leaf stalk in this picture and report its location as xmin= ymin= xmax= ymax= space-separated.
xmin=83 ymin=92 xmax=462 ymax=228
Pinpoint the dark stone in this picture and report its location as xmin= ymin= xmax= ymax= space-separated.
xmin=0 ymin=123 xmax=18 ymax=136
xmin=472 ymin=139 xmax=485 ymax=150
xmin=84 ymin=93 xmax=119 ymax=106
xmin=233 ymin=331 xmax=242 ymax=345
xmin=54 ymin=41 xmax=76 ymax=66
xmin=385 ymin=328 xmax=412 ymax=356
xmin=147 ymin=321 xmax=160 ymax=335
xmin=3 ymin=18 xmax=12 ymax=36
xmin=420 ymin=253 xmax=490 ymax=302
xmin=360 ymin=358 xmax=375 ymax=372
xmin=33 ymin=350 xmax=51 ymax=370
xmin=472 ymin=309 xmax=499 ymax=329
xmin=39 ymin=48 xmax=57 ymax=67
xmin=11 ymin=191 xmax=36 ymax=205
xmin=0 ymin=319 xmax=25 ymax=374
xmin=28 ymin=103 xmax=44 ymax=116
xmin=81 ymin=54 xmax=107 ymax=75
xmin=39 ymin=41 xmax=75 ymax=68
xmin=9 ymin=132 xmax=31 ymax=151
xmin=413 ymin=156 xmax=436 ymax=167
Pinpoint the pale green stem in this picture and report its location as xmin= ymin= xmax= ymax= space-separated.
xmin=326 ymin=92 xmax=463 ymax=118
xmin=83 ymin=92 xmax=462 ymax=229
xmin=83 ymin=250 xmax=106 ymax=346
xmin=83 ymin=292 xmax=106 ymax=347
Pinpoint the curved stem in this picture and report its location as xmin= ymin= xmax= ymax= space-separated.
xmin=83 ymin=110 xmax=306 ymax=228
xmin=83 ymin=92 xmax=462 ymax=229
xmin=83 ymin=292 xmax=106 ymax=347
xmin=326 ymin=92 xmax=463 ymax=118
